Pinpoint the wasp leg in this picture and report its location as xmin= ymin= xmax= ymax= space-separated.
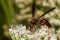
xmin=46 ymin=21 xmax=52 ymax=39
xmin=27 ymin=23 xmax=36 ymax=32
xmin=39 ymin=19 xmax=51 ymax=38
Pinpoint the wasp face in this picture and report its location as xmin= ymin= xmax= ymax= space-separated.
xmin=27 ymin=24 xmax=36 ymax=32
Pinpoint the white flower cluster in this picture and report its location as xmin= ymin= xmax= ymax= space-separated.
xmin=9 ymin=24 xmax=60 ymax=40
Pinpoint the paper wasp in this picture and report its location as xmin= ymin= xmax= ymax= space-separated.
xmin=26 ymin=0 xmax=56 ymax=32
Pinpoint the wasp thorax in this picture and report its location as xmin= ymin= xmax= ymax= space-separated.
xmin=31 ymin=19 xmax=38 ymax=25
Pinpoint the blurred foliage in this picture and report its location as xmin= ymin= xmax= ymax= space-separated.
xmin=55 ymin=2 xmax=60 ymax=9
xmin=36 ymin=5 xmax=51 ymax=12
xmin=17 ymin=19 xmax=28 ymax=25
xmin=13 ymin=3 xmax=20 ymax=14
xmin=0 ymin=0 xmax=15 ymax=24
xmin=0 ymin=0 xmax=16 ymax=40
xmin=54 ymin=25 xmax=60 ymax=30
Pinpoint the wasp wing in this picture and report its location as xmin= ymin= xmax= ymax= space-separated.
xmin=32 ymin=0 xmax=36 ymax=18
xmin=38 ymin=7 xmax=56 ymax=19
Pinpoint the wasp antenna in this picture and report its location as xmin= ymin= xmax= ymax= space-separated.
xmin=38 ymin=7 xmax=56 ymax=19
xmin=32 ymin=0 xmax=36 ymax=18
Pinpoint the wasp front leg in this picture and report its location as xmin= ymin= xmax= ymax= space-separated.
xmin=27 ymin=23 xmax=36 ymax=32
xmin=26 ymin=19 xmax=38 ymax=32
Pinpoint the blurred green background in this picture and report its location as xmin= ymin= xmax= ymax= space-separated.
xmin=0 ymin=0 xmax=60 ymax=40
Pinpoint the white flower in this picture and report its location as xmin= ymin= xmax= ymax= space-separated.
xmin=20 ymin=7 xmax=31 ymax=15
xmin=18 ymin=4 xmax=25 ymax=9
xmin=54 ymin=8 xmax=60 ymax=13
xmin=24 ymin=0 xmax=32 ymax=5
xmin=25 ymin=30 xmax=31 ymax=34
xmin=49 ymin=12 xmax=56 ymax=17
xmin=21 ymin=38 xmax=25 ymax=40
xmin=45 ymin=14 xmax=50 ymax=18
xmin=32 ymin=33 xmax=39 ymax=38
xmin=44 ymin=36 xmax=49 ymax=40
xmin=38 ymin=25 xmax=48 ymax=37
xmin=19 ymin=0 xmax=25 ymax=3
xmin=26 ymin=34 xmax=33 ymax=39
xmin=9 ymin=28 xmax=13 ymax=32
xmin=49 ymin=18 xmax=60 ymax=25
xmin=36 ymin=0 xmax=42 ymax=5
xmin=12 ymin=29 xmax=18 ymax=34
xmin=18 ymin=26 xmax=26 ymax=34
xmin=51 ymin=28 xmax=55 ymax=34
xmin=57 ymin=29 xmax=60 ymax=35
xmin=14 ymin=32 xmax=19 ymax=37
xmin=50 ymin=34 xmax=57 ymax=40
xmin=57 ymin=29 xmax=60 ymax=39
xmin=9 ymin=24 xmax=60 ymax=40
xmin=42 ymin=1 xmax=49 ymax=6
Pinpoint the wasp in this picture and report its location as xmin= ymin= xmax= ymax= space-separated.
xmin=26 ymin=0 xmax=56 ymax=33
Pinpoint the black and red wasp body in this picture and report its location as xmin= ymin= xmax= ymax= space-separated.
xmin=26 ymin=0 xmax=56 ymax=32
